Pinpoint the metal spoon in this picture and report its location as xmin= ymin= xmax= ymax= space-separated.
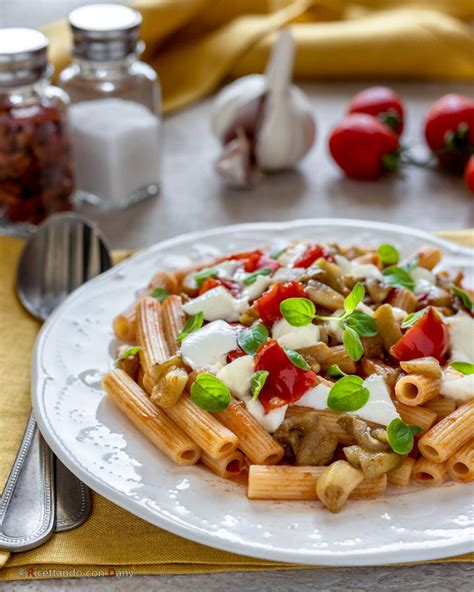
xmin=0 ymin=212 xmax=112 ymax=552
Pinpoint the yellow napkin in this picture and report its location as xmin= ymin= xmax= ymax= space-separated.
xmin=0 ymin=231 xmax=473 ymax=580
xmin=41 ymin=0 xmax=474 ymax=114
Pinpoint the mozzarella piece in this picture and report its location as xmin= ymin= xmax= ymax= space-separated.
xmin=277 ymin=242 xmax=307 ymax=266
xmin=245 ymin=398 xmax=288 ymax=432
xmin=272 ymin=318 xmax=319 ymax=349
xmin=409 ymin=267 xmax=436 ymax=295
xmin=180 ymin=320 xmax=237 ymax=372
xmin=441 ymin=367 xmax=474 ymax=403
xmin=334 ymin=255 xmax=352 ymax=274
xmin=216 ymin=355 xmax=254 ymax=399
xmin=391 ymin=306 xmax=407 ymax=323
xmin=351 ymin=263 xmax=384 ymax=281
xmin=356 ymin=302 xmax=374 ymax=317
xmin=446 ymin=313 xmax=474 ymax=363
xmin=293 ymin=383 xmax=331 ymax=410
xmin=325 ymin=311 xmax=344 ymax=344
xmin=182 ymin=286 xmax=248 ymax=322
xmin=213 ymin=260 xmax=239 ymax=279
xmin=242 ymin=274 xmax=272 ymax=301
xmin=356 ymin=374 xmax=400 ymax=426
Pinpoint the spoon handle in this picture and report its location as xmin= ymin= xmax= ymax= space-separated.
xmin=0 ymin=412 xmax=55 ymax=552
xmin=55 ymin=459 xmax=92 ymax=532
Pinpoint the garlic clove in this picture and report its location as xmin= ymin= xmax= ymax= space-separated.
xmin=214 ymin=132 xmax=253 ymax=189
xmin=264 ymin=29 xmax=294 ymax=96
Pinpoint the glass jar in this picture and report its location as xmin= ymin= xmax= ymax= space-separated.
xmin=0 ymin=28 xmax=74 ymax=229
xmin=59 ymin=4 xmax=162 ymax=211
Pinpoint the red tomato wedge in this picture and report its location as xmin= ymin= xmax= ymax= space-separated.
xmin=390 ymin=307 xmax=449 ymax=363
xmin=222 ymin=250 xmax=263 ymax=272
xmin=255 ymin=340 xmax=317 ymax=412
xmin=198 ymin=277 xmax=240 ymax=296
xmin=255 ymin=281 xmax=307 ymax=326
xmin=293 ymin=244 xmax=335 ymax=267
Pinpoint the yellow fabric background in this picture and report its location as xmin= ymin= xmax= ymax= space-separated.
xmin=41 ymin=0 xmax=474 ymax=114
xmin=0 ymin=230 xmax=473 ymax=580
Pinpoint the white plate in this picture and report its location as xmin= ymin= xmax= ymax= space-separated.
xmin=32 ymin=219 xmax=474 ymax=566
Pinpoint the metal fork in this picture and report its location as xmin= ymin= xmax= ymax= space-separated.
xmin=0 ymin=213 xmax=112 ymax=552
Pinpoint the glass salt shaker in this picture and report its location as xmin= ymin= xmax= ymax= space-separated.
xmin=0 ymin=28 xmax=74 ymax=230
xmin=59 ymin=4 xmax=162 ymax=211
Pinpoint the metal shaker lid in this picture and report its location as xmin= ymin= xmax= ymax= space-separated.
xmin=0 ymin=28 xmax=50 ymax=87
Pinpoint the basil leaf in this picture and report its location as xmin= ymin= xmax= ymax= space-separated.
xmin=150 ymin=287 xmax=170 ymax=303
xmin=378 ymin=243 xmax=400 ymax=266
xmin=387 ymin=418 xmax=421 ymax=454
xmin=327 ymin=364 xmax=347 ymax=378
xmin=280 ymin=297 xmax=316 ymax=327
xmin=327 ymin=376 xmax=369 ymax=412
xmin=449 ymin=361 xmax=474 ymax=375
xmin=343 ymin=326 xmax=364 ymax=361
xmin=283 ymin=346 xmax=311 ymax=370
xmin=251 ymin=370 xmax=269 ymax=400
xmin=178 ymin=311 xmax=204 ymax=342
xmin=237 ymin=323 xmax=269 ymax=355
xmin=382 ymin=266 xmax=415 ymax=291
xmin=344 ymin=283 xmax=365 ymax=315
xmin=401 ymin=307 xmax=428 ymax=329
xmin=194 ymin=268 xmax=219 ymax=288
xmin=114 ymin=345 xmax=141 ymax=366
xmin=452 ymin=285 xmax=473 ymax=312
xmin=243 ymin=267 xmax=272 ymax=286
xmin=190 ymin=373 xmax=231 ymax=412
xmin=345 ymin=311 xmax=377 ymax=337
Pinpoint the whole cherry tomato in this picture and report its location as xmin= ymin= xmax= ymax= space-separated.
xmin=255 ymin=339 xmax=317 ymax=411
xmin=464 ymin=155 xmax=474 ymax=195
xmin=329 ymin=114 xmax=400 ymax=181
xmin=293 ymin=244 xmax=335 ymax=268
xmin=390 ymin=307 xmax=449 ymax=363
xmin=255 ymin=281 xmax=306 ymax=326
xmin=424 ymin=94 xmax=474 ymax=173
xmin=348 ymin=86 xmax=405 ymax=134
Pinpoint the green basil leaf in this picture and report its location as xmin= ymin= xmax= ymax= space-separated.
xmin=387 ymin=418 xmax=422 ymax=454
xmin=237 ymin=323 xmax=269 ymax=355
xmin=400 ymin=307 xmax=428 ymax=329
xmin=345 ymin=311 xmax=377 ymax=337
xmin=178 ymin=311 xmax=204 ymax=342
xmin=114 ymin=345 xmax=141 ymax=366
xmin=243 ymin=267 xmax=272 ymax=286
xmin=150 ymin=287 xmax=170 ymax=303
xmin=190 ymin=373 xmax=231 ymax=412
xmin=452 ymin=285 xmax=473 ymax=313
xmin=251 ymin=370 xmax=269 ymax=400
xmin=343 ymin=326 xmax=364 ymax=361
xmin=194 ymin=268 xmax=219 ymax=288
xmin=343 ymin=283 xmax=365 ymax=315
xmin=382 ymin=266 xmax=415 ymax=291
xmin=327 ymin=376 xmax=370 ymax=412
xmin=378 ymin=243 xmax=400 ymax=266
xmin=280 ymin=297 xmax=316 ymax=327
xmin=283 ymin=346 xmax=311 ymax=371
xmin=449 ymin=361 xmax=474 ymax=375
xmin=327 ymin=364 xmax=347 ymax=378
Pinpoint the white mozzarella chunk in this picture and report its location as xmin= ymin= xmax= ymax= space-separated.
xmin=356 ymin=302 xmax=374 ymax=317
xmin=409 ymin=267 xmax=436 ymax=295
xmin=334 ymin=255 xmax=352 ymax=275
xmin=213 ymin=260 xmax=239 ymax=279
xmin=325 ymin=311 xmax=344 ymax=344
xmin=440 ymin=367 xmax=474 ymax=403
xmin=245 ymin=398 xmax=288 ymax=433
xmin=391 ymin=307 xmax=407 ymax=323
xmin=446 ymin=313 xmax=474 ymax=363
xmin=356 ymin=374 xmax=400 ymax=426
xmin=292 ymin=383 xmax=331 ymax=410
xmin=351 ymin=263 xmax=384 ymax=281
xmin=216 ymin=355 xmax=254 ymax=400
xmin=242 ymin=274 xmax=272 ymax=301
xmin=180 ymin=320 xmax=237 ymax=372
xmin=277 ymin=243 xmax=307 ymax=266
xmin=272 ymin=318 xmax=320 ymax=350
xmin=182 ymin=286 xmax=248 ymax=322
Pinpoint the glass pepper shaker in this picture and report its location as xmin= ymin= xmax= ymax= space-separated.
xmin=0 ymin=28 xmax=74 ymax=229
xmin=59 ymin=4 xmax=162 ymax=211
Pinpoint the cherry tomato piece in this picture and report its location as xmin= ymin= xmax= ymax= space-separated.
xmin=390 ymin=307 xmax=449 ymax=363
xmin=348 ymin=86 xmax=405 ymax=134
xmin=328 ymin=114 xmax=400 ymax=181
xmin=293 ymin=244 xmax=335 ymax=268
xmin=255 ymin=281 xmax=307 ymax=326
xmin=199 ymin=277 xmax=240 ymax=297
xmin=464 ymin=155 xmax=474 ymax=195
xmin=255 ymin=339 xmax=317 ymax=412
xmin=226 ymin=348 xmax=246 ymax=363
xmin=222 ymin=250 xmax=263 ymax=272
xmin=256 ymin=254 xmax=281 ymax=273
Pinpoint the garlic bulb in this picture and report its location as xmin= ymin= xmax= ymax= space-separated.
xmin=212 ymin=30 xmax=315 ymax=186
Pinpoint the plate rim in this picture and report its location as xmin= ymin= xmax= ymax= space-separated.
xmin=32 ymin=218 xmax=474 ymax=566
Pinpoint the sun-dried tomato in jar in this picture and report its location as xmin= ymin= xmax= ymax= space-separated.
xmin=0 ymin=28 xmax=74 ymax=226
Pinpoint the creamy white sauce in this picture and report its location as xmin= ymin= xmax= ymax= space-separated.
xmin=446 ymin=313 xmax=474 ymax=363
xmin=241 ymin=274 xmax=272 ymax=301
xmin=182 ymin=286 xmax=248 ymax=322
xmin=272 ymin=318 xmax=319 ymax=350
xmin=441 ymin=367 xmax=474 ymax=403
xmin=216 ymin=355 xmax=254 ymax=399
xmin=180 ymin=320 xmax=237 ymax=372
xmin=292 ymin=383 xmax=331 ymax=410
xmin=245 ymin=398 xmax=288 ymax=432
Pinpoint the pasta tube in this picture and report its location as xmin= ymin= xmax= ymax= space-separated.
xmin=136 ymin=297 xmax=170 ymax=387
xmin=412 ymin=457 xmax=448 ymax=486
xmin=389 ymin=288 xmax=417 ymax=313
xmin=395 ymin=374 xmax=440 ymax=406
xmin=423 ymin=396 xmax=456 ymax=420
xmin=113 ymin=305 xmax=136 ymax=343
xmin=162 ymin=295 xmax=186 ymax=355
xmin=446 ymin=440 xmax=474 ymax=483
xmin=201 ymin=450 xmax=246 ymax=479
xmin=387 ymin=457 xmax=415 ymax=487
xmin=394 ymin=402 xmax=437 ymax=433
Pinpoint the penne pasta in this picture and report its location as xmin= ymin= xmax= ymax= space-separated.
xmin=387 ymin=457 xmax=415 ymax=487
xmin=395 ymin=374 xmax=440 ymax=406
xmin=446 ymin=440 xmax=474 ymax=483
xmin=360 ymin=357 xmax=401 ymax=392
xmin=102 ymin=369 xmax=201 ymax=465
xmin=161 ymin=295 xmax=186 ymax=355
xmin=201 ymin=449 xmax=246 ymax=479
xmin=115 ymin=344 xmax=139 ymax=378
xmin=373 ymin=304 xmax=402 ymax=351
xmin=394 ymin=401 xmax=437 ymax=434
xmin=423 ymin=396 xmax=456 ymax=420
xmin=113 ymin=304 xmax=137 ymax=343
xmin=215 ymin=400 xmax=284 ymax=465
xmin=148 ymin=270 xmax=180 ymax=294
xmin=412 ymin=457 xmax=448 ymax=486
xmin=400 ymin=357 xmax=441 ymax=378
xmin=136 ymin=296 xmax=170 ymax=388
xmin=305 ymin=280 xmax=345 ymax=311
xmin=388 ymin=288 xmax=417 ymax=313
xmin=417 ymin=246 xmax=442 ymax=271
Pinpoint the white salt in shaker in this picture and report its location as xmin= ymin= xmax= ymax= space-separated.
xmin=59 ymin=4 xmax=161 ymax=210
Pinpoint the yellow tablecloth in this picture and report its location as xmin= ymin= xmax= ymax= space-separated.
xmin=41 ymin=0 xmax=474 ymax=114
xmin=0 ymin=230 xmax=473 ymax=581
